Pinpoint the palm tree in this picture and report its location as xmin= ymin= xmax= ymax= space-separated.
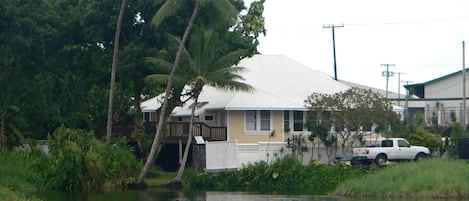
xmin=137 ymin=0 xmax=237 ymax=186
xmin=172 ymin=26 xmax=253 ymax=184
xmin=105 ymin=0 xmax=126 ymax=145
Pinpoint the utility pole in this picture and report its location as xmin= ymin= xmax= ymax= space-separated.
xmin=402 ymin=80 xmax=413 ymax=122
xmin=396 ymin=72 xmax=405 ymax=106
xmin=323 ymin=24 xmax=344 ymax=80
xmin=463 ymin=41 xmax=466 ymax=130
xmin=381 ymin=64 xmax=395 ymax=99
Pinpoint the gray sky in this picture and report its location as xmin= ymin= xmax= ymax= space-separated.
xmin=246 ymin=0 xmax=469 ymax=94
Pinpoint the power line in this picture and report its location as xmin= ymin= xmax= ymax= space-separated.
xmin=346 ymin=15 xmax=469 ymax=27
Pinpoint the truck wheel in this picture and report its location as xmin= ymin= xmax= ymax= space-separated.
xmin=351 ymin=158 xmax=360 ymax=167
xmin=375 ymin=154 xmax=387 ymax=167
xmin=415 ymin=153 xmax=426 ymax=161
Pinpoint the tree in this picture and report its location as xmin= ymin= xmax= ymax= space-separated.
xmin=137 ymin=0 xmax=239 ymax=186
xmin=106 ymin=0 xmax=127 ymax=145
xmin=305 ymin=87 xmax=399 ymax=163
xmin=172 ymin=26 xmax=253 ymax=184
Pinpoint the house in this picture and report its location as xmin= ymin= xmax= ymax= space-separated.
xmin=142 ymin=55 xmax=350 ymax=142
xmin=405 ymin=69 xmax=469 ymax=128
xmin=142 ymin=54 xmax=405 ymax=170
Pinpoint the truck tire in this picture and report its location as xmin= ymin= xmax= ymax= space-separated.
xmin=351 ymin=158 xmax=360 ymax=167
xmin=415 ymin=153 xmax=426 ymax=161
xmin=375 ymin=154 xmax=387 ymax=167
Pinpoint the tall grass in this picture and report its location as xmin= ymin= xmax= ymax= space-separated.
xmin=334 ymin=159 xmax=469 ymax=198
xmin=0 ymin=187 xmax=42 ymax=201
xmin=0 ymin=149 xmax=44 ymax=201
xmin=0 ymin=149 xmax=42 ymax=189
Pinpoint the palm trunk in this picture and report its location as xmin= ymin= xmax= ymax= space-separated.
xmin=136 ymin=1 xmax=200 ymax=185
xmin=173 ymin=93 xmax=199 ymax=183
xmin=106 ymin=0 xmax=126 ymax=145
xmin=0 ymin=120 xmax=5 ymax=146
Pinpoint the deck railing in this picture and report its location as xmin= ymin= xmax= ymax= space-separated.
xmin=99 ymin=122 xmax=227 ymax=142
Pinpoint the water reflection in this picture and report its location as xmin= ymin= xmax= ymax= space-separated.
xmin=33 ymin=189 xmax=453 ymax=201
xmin=35 ymin=189 xmax=343 ymax=201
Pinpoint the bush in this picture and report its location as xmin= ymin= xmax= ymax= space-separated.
xmin=407 ymin=126 xmax=442 ymax=153
xmin=45 ymin=126 xmax=141 ymax=191
xmin=184 ymin=154 xmax=366 ymax=194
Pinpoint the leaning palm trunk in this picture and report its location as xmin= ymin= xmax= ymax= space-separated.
xmin=173 ymin=93 xmax=199 ymax=183
xmin=136 ymin=1 xmax=200 ymax=185
xmin=0 ymin=120 xmax=5 ymax=145
xmin=105 ymin=0 xmax=126 ymax=145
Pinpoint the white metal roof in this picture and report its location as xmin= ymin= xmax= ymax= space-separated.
xmin=142 ymin=54 xmax=351 ymax=115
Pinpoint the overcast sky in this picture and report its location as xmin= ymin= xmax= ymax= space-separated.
xmin=245 ymin=0 xmax=469 ymax=94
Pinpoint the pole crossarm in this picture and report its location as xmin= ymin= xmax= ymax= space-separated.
xmin=381 ymin=64 xmax=395 ymax=99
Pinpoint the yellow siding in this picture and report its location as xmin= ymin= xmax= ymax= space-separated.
xmin=228 ymin=110 xmax=284 ymax=143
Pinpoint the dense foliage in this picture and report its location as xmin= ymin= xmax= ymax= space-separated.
xmin=0 ymin=0 xmax=262 ymax=148
xmin=183 ymin=155 xmax=367 ymax=194
xmin=38 ymin=127 xmax=141 ymax=191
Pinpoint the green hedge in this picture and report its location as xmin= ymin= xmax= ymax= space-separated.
xmin=184 ymin=155 xmax=367 ymax=194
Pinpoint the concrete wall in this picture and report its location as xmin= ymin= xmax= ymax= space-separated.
xmin=205 ymin=141 xmax=239 ymax=171
xmin=204 ymin=140 xmax=357 ymax=172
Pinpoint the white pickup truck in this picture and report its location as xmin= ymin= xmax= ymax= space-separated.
xmin=351 ymin=138 xmax=430 ymax=166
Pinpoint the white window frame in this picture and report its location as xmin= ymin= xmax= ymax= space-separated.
xmin=283 ymin=110 xmax=305 ymax=134
xmin=293 ymin=111 xmax=304 ymax=132
xmin=244 ymin=110 xmax=272 ymax=134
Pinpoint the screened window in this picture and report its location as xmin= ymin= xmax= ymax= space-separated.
xmin=245 ymin=110 xmax=271 ymax=132
xmin=260 ymin=110 xmax=271 ymax=131
xmin=245 ymin=111 xmax=257 ymax=131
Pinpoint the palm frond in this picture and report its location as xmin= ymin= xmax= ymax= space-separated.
xmin=208 ymin=0 xmax=238 ymax=24
xmin=212 ymin=49 xmax=249 ymax=69
xmin=144 ymin=57 xmax=173 ymax=73
xmin=144 ymin=74 xmax=169 ymax=84
xmin=151 ymin=0 xmax=184 ymax=28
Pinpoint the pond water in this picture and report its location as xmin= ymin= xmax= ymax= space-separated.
xmin=31 ymin=189 xmax=453 ymax=201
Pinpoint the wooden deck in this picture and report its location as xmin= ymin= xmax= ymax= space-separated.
xmin=98 ymin=122 xmax=227 ymax=143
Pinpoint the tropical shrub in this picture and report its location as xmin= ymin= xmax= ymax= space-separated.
xmin=407 ymin=126 xmax=442 ymax=154
xmin=184 ymin=154 xmax=366 ymax=194
xmin=45 ymin=126 xmax=141 ymax=191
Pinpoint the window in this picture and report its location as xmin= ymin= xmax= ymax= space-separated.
xmin=293 ymin=111 xmax=304 ymax=131
xmin=245 ymin=111 xmax=257 ymax=131
xmin=204 ymin=114 xmax=214 ymax=121
xmin=381 ymin=140 xmax=393 ymax=147
xmin=245 ymin=110 xmax=271 ymax=132
xmin=260 ymin=111 xmax=270 ymax=131
xmin=398 ymin=140 xmax=410 ymax=147
xmin=143 ymin=112 xmax=150 ymax=122
xmin=283 ymin=111 xmax=290 ymax=131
